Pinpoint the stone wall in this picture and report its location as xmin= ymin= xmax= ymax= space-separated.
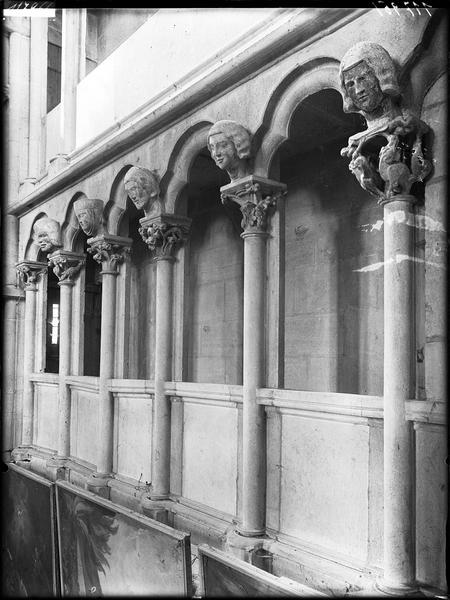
xmin=186 ymin=199 xmax=244 ymax=385
xmin=283 ymin=139 xmax=384 ymax=394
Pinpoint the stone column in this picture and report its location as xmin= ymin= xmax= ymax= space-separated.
xmin=340 ymin=103 xmax=432 ymax=593
xmin=4 ymin=19 xmax=29 ymax=458
xmin=47 ymin=251 xmax=85 ymax=469
xmin=12 ymin=260 xmax=48 ymax=459
xmin=85 ymin=235 xmax=132 ymax=494
xmin=221 ymin=175 xmax=286 ymax=536
xmin=57 ymin=9 xmax=84 ymax=163
xmin=139 ymin=214 xmax=191 ymax=503
xmin=5 ymin=18 xmax=30 ymax=195
xmin=21 ymin=17 xmax=47 ymax=196
xmin=381 ymin=194 xmax=417 ymax=594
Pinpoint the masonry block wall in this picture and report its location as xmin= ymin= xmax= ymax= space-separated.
xmin=283 ymin=138 xmax=384 ymax=394
xmin=187 ymin=198 xmax=244 ymax=385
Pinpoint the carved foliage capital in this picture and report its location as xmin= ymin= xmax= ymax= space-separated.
xmin=87 ymin=236 xmax=132 ymax=272
xmin=48 ymin=252 xmax=85 ymax=283
xmin=16 ymin=261 xmax=48 ymax=289
xmin=139 ymin=219 xmax=190 ymax=258
xmin=220 ymin=176 xmax=287 ymax=233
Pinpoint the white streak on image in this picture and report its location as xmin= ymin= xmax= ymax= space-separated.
xmin=360 ymin=211 xmax=446 ymax=234
xmin=354 ymin=254 xmax=446 ymax=273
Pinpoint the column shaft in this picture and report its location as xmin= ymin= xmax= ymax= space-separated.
xmin=3 ymin=296 xmax=20 ymax=453
xmin=8 ymin=29 xmax=30 ymax=189
xmin=96 ymin=271 xmax=117 ymax=474
xmin=151 ymin=257 xmax=174 ymax=499
xmin=22 ymin=288 xmax=37 ymax=446
xmin=241 ymin=232 xmax=267 ymax=536
xmin=57 ymin=282 xmax=73 ymax=458
xmin=61 ymin=9 xmax=83 ymax=155
xmin=383 ymin=197 xmax=416 ymax=591
xmin=28 ymin=17 xmax=47 ymax=179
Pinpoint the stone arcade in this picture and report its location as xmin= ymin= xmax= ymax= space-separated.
xmin=3 ymin=7 xmax=447 ymax=597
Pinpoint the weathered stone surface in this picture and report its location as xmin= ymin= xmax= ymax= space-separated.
xmin=182 ymin=402 xmax=238 ymax=516
xmin=340 ymin=43 xmax=432 ymax=205
xmin=280 ymin=414 xmax=370 ymax=561
xmin=32 ymin=217 xmax=62 ymax=254
xmin=124 ymin=166 xmax=162 ymax=217
xmin=207 ymin=120 xmax=252 ymax=183
xmin=74 ymin=197 xmax=105 ymax=237
xmin=47 ymin=250 xmax=85 ymax=283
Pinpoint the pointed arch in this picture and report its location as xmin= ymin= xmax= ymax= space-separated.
xmin=253 ymin=57 xmax=341 ymax=177
xmin=161 ymin=121 xmax=213 ymax=214
xmin=105 ymin=164 xmax=135 ymax=235
xmin=62 ymin=192 xmax=88 ymax=251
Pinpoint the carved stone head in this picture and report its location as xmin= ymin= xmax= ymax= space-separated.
xmin=340 ymin=42 xmax=401 ymax=126
xmin=207 ymin=120 xmax=252 ymax=182
xmin=32 ymin=217 xmax=62 ymax=253
xmin=124 ymin=166 xmax=160 ymax=215
xmin=74 ymin=198 xmax=104 ymax=237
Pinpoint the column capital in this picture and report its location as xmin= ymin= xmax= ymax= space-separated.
xmin=48 ymin=250 xmax=85 ymax=284
xmin=138 ymin=214 xmax=191 ymax=259
xmin=87 ymin=234 xmax=132 ymax=274
xmin=341 ymin=114 xmax=432 ymax=206
xmin=220 ymin=175 xmax=287 ymax=234
xmin=15 ymin=260 xmax=47 ymax=290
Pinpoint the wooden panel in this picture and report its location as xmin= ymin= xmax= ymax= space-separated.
xmin=2 ymin=463 xmax=59 ymax=596
xmin=198 ymin=545 xmax=324 ymax=597
xmin=56 ymin=481 xmax=192 ymax=597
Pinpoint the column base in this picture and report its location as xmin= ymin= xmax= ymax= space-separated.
xmin=225 ymin=527 xmax=267 ymax=563
xmin=375 ymin=576 xmax=423 ymax=597
xmin=85 ymin=472 xmax=112 ymax=499
xmin=11 ymin=446 xmax=31 ymax=463
xmin=46 ymin=456 xmax=68 ymax=481
xmin=48 ymin=153 xmax=69 ymax=177
xmin=19 ymin=177 xmax=37 ymax=198
xmin=140 ymin=495 xmax=170 ymax=524
xmin=235 ymin=523 xmax=266 ymax=538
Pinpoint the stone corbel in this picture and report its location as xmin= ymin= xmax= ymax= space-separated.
xmin=220 ymin=175 xmax=287 ymax=234
xmin=48 ymin=250 xmax=85 ymax=283
xmin=124 ymin=166 xmax=163 ymax=218
xmin=139 ymin=214 xmax=191 ymax=259
xmin=87 ymin=234 xmax=132 ymax=273
xmin=16 ymin=260 xmax=48 ymax=290
xmin=32 ymin=217 xmax=63 ymax=255
xmin=339 ymin=42 xmax=432 ymax=204
xmin=341 ymin=112 xmax=432 ymax=205
xmin=74 ymin=198 xmax=105 ymax=238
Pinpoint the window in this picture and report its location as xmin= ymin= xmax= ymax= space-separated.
xmin=83 ymin=247 xmax=102 ymax=376
xmin=50 ymin=303 xmax=60 ymax=345
xmin=45 ymin=268 xmax=60 ymax=373
xmin=47 ymin=9 xmax=62 ymax=113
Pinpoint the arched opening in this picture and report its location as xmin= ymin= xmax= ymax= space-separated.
xmin=120 ymin=197 xmax=155 ymax=380
xmin=82 ymin=239 xmax=102 ymax=377
xmin=38 ymin=247 xmax=60 ymax=374
xmin=276 ymin=88 xmax=383 ymax=394
xmin=184 ymin=147 xmax=244 ymax=384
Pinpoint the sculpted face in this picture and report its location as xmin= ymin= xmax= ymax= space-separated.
xmin=76 ymin=209 xmax=94 ymax=236
xmin=35 ymin=231 xmax=53 ymax=252
xmin=208 ymin=133 xmax=239 ymax=173
xmin=343 ymin=61 xmax=384 ymax=114
xmin=124 ymin=178 xmax=149 ymax=211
